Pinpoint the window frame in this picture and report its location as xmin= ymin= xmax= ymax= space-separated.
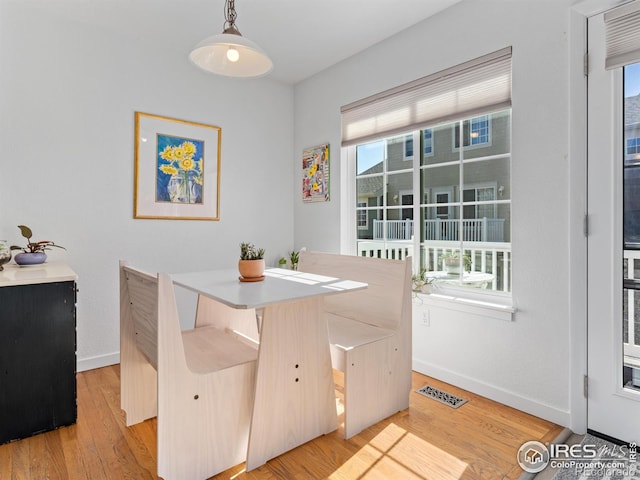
xmin=626 ymin=136 xmax=640 ymax=156
xmin=453 ymin=115 xmax=492 ymax=150
xmin=403 ymin=135 xmax=414 ymax=162
xmin=462 ymin=182 xmax=498 ymax=219
xmin=356 ymin=201 xmax=368 ymax=229
xmin=348 ymin=110 xmax=512 ymax=303
xmin=404 ymin=129 xmax=434 ymax=162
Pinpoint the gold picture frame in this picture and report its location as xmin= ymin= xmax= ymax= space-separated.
xmin=134 ymin=112 xmax=221 ymax=220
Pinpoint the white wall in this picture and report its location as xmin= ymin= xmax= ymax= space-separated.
xmin=0 ymin=0 xmax=585 ymax=429
xmin=294 ymin=0 xmax=580 ymax=427
xmin=0 ymin=3 xmax=295 ymax=370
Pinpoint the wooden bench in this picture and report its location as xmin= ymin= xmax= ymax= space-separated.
xmin=119 ymin=261 xmax=258 ymax=480
xmin=297 ymin=252 xmax=412 ymax=438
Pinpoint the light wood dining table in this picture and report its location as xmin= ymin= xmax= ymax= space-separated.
xmin=171 ymin=267 xmax=367 ymax=471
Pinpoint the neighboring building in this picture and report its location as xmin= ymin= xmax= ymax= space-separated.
xmin=356 ymin=112 xmax=511 ymax=244
xmin=355 ymin=111 xmax=512 ymax=291
xmin=625 ymin=94 xmax=640 ymax=247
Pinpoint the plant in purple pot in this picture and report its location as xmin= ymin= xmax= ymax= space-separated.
xmin=10 ymin=225 xmax=65 ymax=266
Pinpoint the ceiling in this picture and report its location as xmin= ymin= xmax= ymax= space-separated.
xmin=22 ymin=0 xmax=463 ymax=84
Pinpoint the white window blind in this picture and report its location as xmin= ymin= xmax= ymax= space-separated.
xmin=605 ymin=0 xmax=640 ymax=70
xmin=340 ymin=47 xmax=512 ymax=147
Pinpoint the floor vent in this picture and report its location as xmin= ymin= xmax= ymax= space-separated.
xmin=416 ymin=385 xmax=468 ymax=408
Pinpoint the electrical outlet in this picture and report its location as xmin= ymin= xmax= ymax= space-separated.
xmin=422 ymin=310 xmax=430 ymax=327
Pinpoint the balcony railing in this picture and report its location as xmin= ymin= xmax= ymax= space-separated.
xmin=373 ymin=218 xmax=505 ymax=242
xmin=624 ymin=250 xmax=640 ymax=371
xmin=357 ymin=239 xmax=511 ymax=292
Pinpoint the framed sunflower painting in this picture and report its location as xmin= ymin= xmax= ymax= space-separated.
xmin=302 ymin=143 xmax=329 ymax=202
xmin=134 ymin=112 xmax=221 ymax=220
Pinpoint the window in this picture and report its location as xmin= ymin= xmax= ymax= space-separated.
xmin=627 ymin=137 xmax=640 ymax=156
xmin=357 ymin=201 xmax=368 ymax=228
xmin=343 ymin=47 xmax=512 ymax=297
xmin=423 ymin=129 xmax=433 ymax=156
xmin=400 ymin=191 xmax=413 ymax=220
xmin=354 ymin=110 xmax=512 ymax=293
xmin=404 ymin=129 xmax=433 ymax=161
xmin=403 ymin=135 xmax=413 ymax=161
xmin=463 ymin=185 xmax=497 ymax=219
xmin=454 ymin=115 xmax=490 ymax=149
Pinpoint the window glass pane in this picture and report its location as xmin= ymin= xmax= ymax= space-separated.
xmin=421 ymin=164 xmax=460 ymax=203
xmin=354 ymin=109 xmax=511 ymax=294
xmin=623 ymin=63 xmax=640 ymax=391
xmin=625 ymin=63 xmax=640 ymax=247
xmin=356 ymin=202 xmax=367 ymax=228
xmin=357 ymin=208 xmax=382 ymax=241
xmin=463 ymin=158 xmax=509 ymax=188
xmin=421 ymin=205 xmax=460 ymax=242
xmin=422 ymin=129 xmax=433 ymax=156
xmin=462 ymin=204 xmax=511 ymax=289
xmin=462 ymin=201 xmax=509 ymax=243
xmin=454 ymin=121 xmax=469 ymax=150
xmin=356 ymin=140 xmax=384 ymax=175
xmin=386 ymin=170 xmax=413 ymax=209
xmin=387 ymin=135 xmax=413 ymax=172
xmin=356 ymin=175 xmax=383 ymax=209
xmin=386 ymin=208 xmax=413 ymax=240
xmin=462 ymin=110 xmax=511 ymax=160
xmin=471 ymin=115 xmax=490 ymax=145
xmin=422 ymin=121 xmax=459 ymax=166
xmin=625 ymin=166 xmax=640 ymax=247
xmin=405 ymin=135 xmax=414 ymax=158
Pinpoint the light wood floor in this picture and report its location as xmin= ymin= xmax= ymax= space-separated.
xmin=0 ymin=365 xmax=563 ymax=480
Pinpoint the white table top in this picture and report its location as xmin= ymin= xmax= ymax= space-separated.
xmin=171 ymin=267 xmax=367 ymax=309
xmin=0 ymin=262 xmax=78 ymax=287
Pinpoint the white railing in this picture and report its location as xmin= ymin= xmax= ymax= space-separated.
xmin=357 ymin=240 xmax=413 ymax=261
xmin=424 ymin=218 xmax=505 ymax=242
xmin=373 ymin=218 xmax=505 ymax=242
xmin=372 ymin=219 xmax=413 ymax=241
xmin=624 ymin=250 xmax=640 ymax=367
xmin=357 ymin=239 xmax=511 ymax=292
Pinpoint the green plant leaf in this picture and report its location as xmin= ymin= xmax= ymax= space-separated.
xmin=17 ymin=225 xmax=32 ymax=239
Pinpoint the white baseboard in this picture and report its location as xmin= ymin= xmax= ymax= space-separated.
xmin=77 ymin=352 xmax=120 ymax=372
xmin=79 ymin=354 xmax=569 ymax=426
xmin=413 ymin=358 xmax=570 ymax=427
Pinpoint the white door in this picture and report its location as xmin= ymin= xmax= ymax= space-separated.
xmin=587 ymin=11 xmax=640 ymax=443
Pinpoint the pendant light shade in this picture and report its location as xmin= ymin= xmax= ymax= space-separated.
xmin=189 ymin=0 xmax=273 ymax=78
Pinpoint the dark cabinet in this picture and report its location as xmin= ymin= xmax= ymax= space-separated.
xmin=0 ymin=279 xmax=77 ymax=444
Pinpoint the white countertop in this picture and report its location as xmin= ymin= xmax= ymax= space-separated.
xmin=0 ymin=262 xmax=78 ymax=287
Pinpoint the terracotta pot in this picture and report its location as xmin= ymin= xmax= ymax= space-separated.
xmin=238 ymin=259 xmax=265 ymax=279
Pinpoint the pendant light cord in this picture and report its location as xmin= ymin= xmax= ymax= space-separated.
xmin=224 ymin=0 xmax=240 ymax=34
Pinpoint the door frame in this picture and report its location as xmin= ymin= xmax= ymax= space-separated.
xmin=567 ymin=3 xmax=592 ymax=435
xmin=585 ymin=6 xmax=640 ymax=443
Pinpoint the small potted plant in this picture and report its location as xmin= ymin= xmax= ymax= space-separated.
xmin=238 ymin=242 xmax=265 ymax=281
xmin=412 ymin=268 xmax=434 ymax=294
xmin=0 ymin=240 xmax=11 ymax=271
xmin=278 ymin=257 xmax=287 ymax=268
xmin=440 ymin=251 xmax=471 ymax=275
xmin=289 ymin=250 xmax=300 ymax=270
xmin=10 ymin=225 xmax=65 ymax=266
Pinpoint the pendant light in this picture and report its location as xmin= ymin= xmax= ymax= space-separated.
xmin=189 ymin=0 xmax=273 ymax=78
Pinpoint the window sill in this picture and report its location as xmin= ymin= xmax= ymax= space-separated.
xmin=413 ymin=290 xmax=515 ymax=321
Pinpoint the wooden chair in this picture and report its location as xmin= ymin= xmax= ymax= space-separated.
xmin=297 ymin=252 xmax=412 ymax=439
xmin=119 ymin=260 xmax=258 ymax=480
